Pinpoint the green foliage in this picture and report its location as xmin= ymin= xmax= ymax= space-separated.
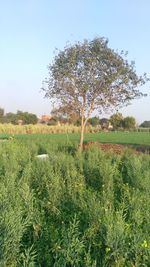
xmin=53 ymin=216 xmax=84 ymax=266
xmin=140 ymin=120 xmax=150 ymax=128
xmin=122 ymin=116 xmax=136 ymax=129
xmin=44 ymin=37 xmax=148 ymax=149
xmin=0 ymin=137 xmax=150 ymax=266
xmin=0 ymin=108 xmax=4 ymax=118
xmin=19 ymin=245 xmax=37 ymax=267
xmin=4 ymin=112 xmax=18 ymax=124
xmin=1 ymin=131 xmax=150 ymax=145
xmin=110 ymin=113 xmax=124 ymax=129
xmin=16 ymin=111 xmax=38 ymax=124
xmin=110 ymin=114 xmax=137 ymax=130
xmin=88 ymin=117 xmax=100 ymax=127
xmin=0 ymin=111 xmax=38 ymax=124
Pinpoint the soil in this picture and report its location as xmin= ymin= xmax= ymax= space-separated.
xmin=83 ymin=142 xmax=150 ymax=155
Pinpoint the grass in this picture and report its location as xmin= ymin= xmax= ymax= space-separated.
xmin=0 ymin=131 xmax=150 ymax=146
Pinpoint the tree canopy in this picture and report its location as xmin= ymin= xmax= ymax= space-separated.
xmin=16 ymin=111 xmax=38 ymax=125
xmin=0 ymin=110 xmax=38 ymax=125
xmin=43 ymin=37 xmax=148 ymax=149
xmin=140 ymin=121 xmax=150 ymax=128
xmin=0 ymin=108 xmax=4 ymax=117
xmin=110 ymin=113 xmax=124 ymax=129
xmin=122 ymin=116 xmax=136 ymax=129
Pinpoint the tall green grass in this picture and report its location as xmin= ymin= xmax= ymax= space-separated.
xmin=0 ymin=139 xmax=150 ymax=266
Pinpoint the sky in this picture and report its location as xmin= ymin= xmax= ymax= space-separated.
xmin=0 ymin=0 xmax=150 ymax=123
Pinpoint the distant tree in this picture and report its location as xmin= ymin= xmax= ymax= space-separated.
xmin=0 ymin=110 xmax=38 ymax=124
xmin=17 ymin=111 xmax=38 ymax=124
xmin=122 ymin=116 xmax=136 ymax=129
xmin=99 ymin=118 xmax=110 ymax=129
xmin=110 ymin=113 xmax=124 ymax=129
xmin=0 ymin=108 xmax=4 ymax=117
xmin=5 ymin=112 xmax=17 ymax=124
xmin=140 ymin=121 xmax=150 ymax=128
xmin=88 ymin=116 xmax=100 ymax=127
xmin=43 ymin=37 xmax=148 ymax=150
xmin=0 ymin=108 xmax=5 ymax=123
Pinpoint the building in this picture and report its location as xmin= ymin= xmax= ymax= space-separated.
xmin=40 ymin=115 xmax=52 ymax=124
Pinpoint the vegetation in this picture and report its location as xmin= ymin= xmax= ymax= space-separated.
xmin=110 ymin=113 xmax=136 ymax=130
xmin=88 ymin=116 xmax=100 ymax=127
xmin=110 ymin=113 xmax=124 ymax=129
xmin=0 ymin=137 xmax=150 ymax=266
xmin=0 ymin=123 xmax=99 ymax=135
xmin=140 ymin=121 xmax=150 ymax=128
xmin=0 ymin=131 xmax=150 ymax=147
xmin=0 ymin=110 xmax=38 ymax=124
xmin=0 ymin=107 xmax=147 ymax=132
xmin=43 ymin=37 xmax=148 ymax=150
xmin=0 ymin=35 xmax=149 ymax=266
xmin=0 ymin=108 xmax=4 ymax=118
xmin=122 ymin=116 xmax=136 ymax=129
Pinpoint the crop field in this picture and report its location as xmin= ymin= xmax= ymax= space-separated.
xmin=0 ymin=131 xmax=150 ymax=146
xmin=0 ymin=134 xmax=150 ymax=266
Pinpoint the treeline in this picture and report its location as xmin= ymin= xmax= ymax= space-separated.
xmin=0 ymin=108 xmax=38 ymax=125
xmin=40 ymin=107 xmax=150 ymax=130
xmin=41 ymin=112 xmax=138 ymax=130
xmin=109 ymin=113 xmax=136 ymax=130
xmin=140 ymin=121 xmax=150 ymax=128
xmin=89 ymin=114 xmax=150 ymax=130
xmin=0 ymin=107 xmax=149 ymax=130
xmin=74 ymin=114 xmax=138 ymax=130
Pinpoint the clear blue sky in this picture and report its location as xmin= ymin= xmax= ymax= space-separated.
xmin=0 ymin=0 xmax=149 ymax=123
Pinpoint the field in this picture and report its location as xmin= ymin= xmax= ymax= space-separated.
xmin=0 ymin=131 xmax=150 ymax=145
xmin=0 ymin=133 xmax=150 ymax=266
xmin=0 ymin=132 xmax=150 ymax=153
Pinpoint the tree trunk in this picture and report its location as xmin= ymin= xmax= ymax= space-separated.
xmin=79 ymin=123 xmax=85 ymax=151
xmin=79 ymin=100 xmax=92 ymax=151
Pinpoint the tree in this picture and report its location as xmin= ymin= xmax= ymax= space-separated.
xmin=0 ymin=108 xmax=5 ymax=123
xmin=16 ymin=111 xmax=38 ymax=124
xmin=140 ymin=121 xmax=150 ymax=128
xmin=110 ymin=113 xmax=124 ymax=129
xmin=122 ymin=116 xmax=136 ymax=129
xmin=5 ymin=112 xmax=17 ymax=124
xmin=3 ymin=111 xmax=38 ymax=125
xmin=0 ymin=108 xmax=4 ymax=117
xmin=88 ymin=116 xmax=100 ymax=127
xmin=99 ymin=118 xmax=110 ymax=129
xmin=43 ymin=37 xmax=148 ymax=150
